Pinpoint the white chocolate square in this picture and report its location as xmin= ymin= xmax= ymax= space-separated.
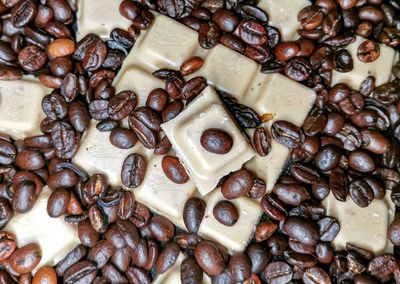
xmin=196 ymin=45 xmax=259 ymax=97
xmin=154 ymin=253 xmax=212 ymax=284
xmin=162 ymin=86 xmax=255 ymax=196
xmin=0 ymin=76 xmax=48 ymax=139
xmin=76 ymin=0 xmax=132 ymax=41
xmin=198 ymin=190 xmax=261 ymax=252
xmin=257 ymin=0 xmax=310 ymax=41
xmin=332 ymin=36 xmax=397 ymax=90
xmin=113 ymin=66 xmax=164 ymax=107
xmin=4 ymin=187 xmax=80 ymax=272
xmin=323 ymin=191 xmax=395 ymax=254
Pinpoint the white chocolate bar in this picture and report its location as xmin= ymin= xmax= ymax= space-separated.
xmin=4 ymin=187 xmax=80 ymax=273
xmin=162 ymin=86 xmax=255 ymax=196
xmin=76 ymin=0 xmax=132 ymax=41
xmin=199 ymin=190 xmax=261 ymax=252
xmin=332 ymin=36 xmax=398 ymax=90
xmin=257 ymin=0 xmax=311 ymax=41
xmin=323 ymin=191 xmax=395 ymax=254
xmin=154 ymin=253 xmax=212 ymax=284
xmin=0 ymin=76 xmax=48 ymax=139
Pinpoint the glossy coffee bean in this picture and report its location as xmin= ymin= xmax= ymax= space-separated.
xmin=349 ymin=150 xmax=376 ymax=173
xmin=64 ymin=260 xmax=97 ymax=284
xmin=261 ymin=194 xmax=287 ymax=222
xmin=272 ymin=120 xmax=305 ymax=148
xmin=389 ymin=217 xmax=400 ymax=246
xmin=318 ymin=217 xmax=340 ymax=242
xmin=155 ymin=242 xmax=180 ymax=274
xmin=262 ymin=261 xmax=293 ymax=284
xmin=183 ymin=197 xmax=206 ymax=233
xmin=12 ymin=181 xmax=36 ymax=213
xmin=283 ymin=217 xmax=319 ymax=246
xmin=18 ymin=45 xmax=47 ymax=72
xmin=0 ymin=231 xmax=16 ymax=261
xmin=180 ymin=257 xmax=203 ymax=284
xmin=200 ymin=128 xmax=233 ymax=154
xmin=228 ymin=253 xmax=251 ymax=282
xmin=146 ymin=88 xmax=168 ymax=113
xmin=55 ymin=245 xmax=87 ymax=276
xmin=9 ymin=243 xmax=41 ymax=274
xmin=246 ymin=243 xmax=270 ymax=274
xmin=47 ymin=188 xmax=71 ymax=218
xmin=253 ymin=127 xmax=271 ymax=156
xmin=212 ymin=9 xmax=240 ymax=33
xmin=314 ymin=144 xmax=342 ymax=171
xmin=349 ymin=179 xmax=374 ymax=207
xmin=272 ymin=183 xmax=310 ymax=206
xmin=110 ymin=128 xmax=137 ymax=149
xmin=148 ymin=215 xmax=175 ymax=242
xmin=303 ymin=267 xmax=332 ymax=284
xmin=213 ymin=200 xmax=239 ymax=227
xmin=161 ymin=156 xmax=189 ymax=184
xmin=180 ymin=56 xmax=204 ymax=76
xmin=78 ymin=219 xmax=99 ymax=248
xmin=255 ymin=221 xmax=278 ymax=242
xmin=121 ymin=153 xmax=147 ymax=188
xmin=195 ymin=241 xmax=226 ymax=276
xmin=221 ymin=169 xmax=253 ymax=199
xmin=32 ymin=266 xmax=57 ymax=284
xmin=238 ymin=20 xmax=267 ymax=45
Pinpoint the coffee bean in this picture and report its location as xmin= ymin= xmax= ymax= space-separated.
xmin=56 ymin=245 xmax=87 ymax=276
xmin=146 ymin=88 xmax=168 ymax=113
xmin=383 ymin=138 xmax=400 ymax=168
xmin=47 ymin=39 xmax=75 ymax=59
xmin=108 ymin=90 xmax=137 ymax=121
xmin=119 ymin=0 xmax=140 ymax=20
xmin=130 ymin=202 xmax=150 ymax=228
xmin=284 ymin=251 xmax=317 ymax=268
xmin=156 ymin=242 xmax=180 ymax=274
xmin=213 ymin=200 xmax=239 ymax=227
xmin=273 ymin=183 xmax=311 ymax=206
xmin=389 ymin=217 xmax=400 ymax=246
xmin=9 ymin=243 xmax=41 ymax=274
xmin=238 ymin=20 xmax=267 ymax=45
xmin=128 ymin=113 xmax=158 ymax=149
xmin=261 ymin=194 xmax=288 ymax=222
xmin=195 ymin=241 xmax=226 ymax=276
xmin=180 ymin=257 xmax=203 ymax=284
xmin=18 ymin=45 xmax=47 ymax=72
xmin=198 ymin=22 xmax=220 ymax=49
xmin=262 ymin=261 xmax=293 ymax=284
xmin=121 ymin=153 xmax=146 ymax=188
xmin=228 ymin=253 xmax=251 ymax=282
xmin=126 ymin=266 xmax=151 ymax=284
xmin=88 ymin=240 xmax=115 ymax=269
xmin=78 ymin=219 xmax=99 ymax=248
xmin=96 ymin=120 xmax=119 ymax=132
xmin=335 ymin=123 xmax=362 ymax=151
xmin=349 ymin=150 xmax=376 ymax=173
xmin=284 ymin=57 xmax=312 ymax=81
xmin=298 ymin=5 xmax=324 ymax=30
xmin=283 ymin=217 xmax=319 ymax=246
xmin=220 ymin=34 xmax=246 ymax=53
xmin=275 ymin=42 xmax=300 ymax=62
xmin=334 ymin=49 xmax=353 ymax=72
xmin=162 ymin=100 xmax=184 ymax=122
xmin=318 ymin=217 xmax=340 ymax=242
xmin=161 ymin=156 xmax=189 ymax=184
xmin=212 ymin=9 xmax=240 ymax=33
xmin=12 ymin=181 xmax=36 ymax=214
xmin=303 ymin=267 xmax=332 ymax=284
xmin=349 ymin=179 xmax=374 ymax=207
xmin=272 ymin=120 xmax=305 ymax=148
xmin=246 ymin=243 xmax=270 ymax=274
xmin=357 ymin=40 xmax=380 ymax=63
xmin=368 ymin=254 xmax=397 ymax=281
xmin=200 ymin=128 xmax=233 ymax=155
xmin=248 ymin=178 xmax=266 ymax=199
xmin=47 ymin=188 xmax=70 ymax=218
xmin=255 ymin=221 xmax=278 ymax=242
xmin=11 ymin=0 xmax=37 ymax=28
xmin=32 ymin=266 xmax=57 ymax=284
xmin=82 ymin=40 xmax=107 ymax=71
xmin=183 ymin=197 xmax=206 ymax=233
xmin=64 ymin=260 xmax=97 ymax=284
xmin=0 ymin=231 xmax=16 ymax=261
xmin=182 ymin=76 xmax=207 ymax=100
xmin=221 ymin=169 xmax=253 ymax=199
xmin=314 ymin=144 xmax=342 ymax=172
xmin=51 ymin=122 xmax=78 ymax=159
xmin=149 ymin=215 xmax=175 ymax=242
xmin=180 ymin=56 xmax=204 ymax=76
xmin=110 ymin=128 xmax=137 ymax=149
xmin=253 ymin=127 xmax=271 ymax=156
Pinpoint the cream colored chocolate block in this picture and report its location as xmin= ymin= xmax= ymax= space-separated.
xmin=76 ymin=0 xmax=131 ymax=41
xmin=135 ymin=155 xmax=197 ymax=229
xmin=0 ymin=76 xmax=47 ymax=139
xmin=73 ymin=121 xmax=146 ymax=186
xmin=198 ymin=190 xmax=261 ymax=252
xmin=332 ymin=36 xmax=397 ymax=90
xmin=196 ymin=44 xmax=259 ymax=98
xmin=245 ymin=138 xmax=290 ymax=192
xmin=257 ymin=0 xmax=310 ymax=41
xmin=154 ymin=253 xmax=212 ymax=284
xmin=323 ymin=191 xmax=395 ymax=254
xmin=4 ymin=187 xmax=80 ymax=272
xmin=162 ymin=86 xmax=255 ymax=196
xmin=113 ymin=66 xmax=164 ymax=107
xmin=243 ymin=72 xmax=316 ymax=127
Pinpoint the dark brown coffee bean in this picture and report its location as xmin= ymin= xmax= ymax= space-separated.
xmin=238 ymin=20 xmax=267 ymax=45
xmin=108 ymin=91 xmax=137 ymax=121
xmin=262 ymin=261 xmax=293 ymax=284
xmin=0 ymin=231 xmax=16 ymax=261
xmin=318 ymin=217 xmax=340 ymax=242
xmin=261 ymin=194 xmax=288 ymax=222
xmin=154 ymin=136 xmax=172 ymax=156
xmin=180 ymin=56 xmax=204 ymax=77
xmin=128 ymin=114 xmax=158 ymax=149
xmin=15 ymin=150 xmax=45 ymax=171
xmin=68 ymin=101 xmax=90 ymax=133
xmin=47 ymin=188 xmax=70 ymax=218
xmin=229 ymin=103 xmax=260 ymax=128
xmin=253 ymin=127 xmax=271 ymax=156
xmin=239 ymin=5 xmax=268 ymax=23
xmin=349 ymin=150 xmax=376 ymax=173
xmin=284 ymin=251 xmax=317 ymax=268
xmin=55 ymin=245 xmax=87 ymax=277
xmin=255 ymin=221 xmax=278 ymax=242
xmin=181 ymin=257 xmax=203 ymax=284
xmin=161 ymin=100 xmax=184 ymax=122
xmin=246 ymin=243 xmax=270 ymax=274
xmin=82 ymin=40 xmax=107 ymax=71
xmin=131 ymin=107 xmax=162 ymax=133
xmin=78 ymin=219 xmax=99 ymax=247
xmin=389 ymin=217 xmax=400 ymax=246
xmin=334 ymin=49 xmax=353 ymax=72
xmin=272 ymin=183 xmax=310 ymax=206
xmin=130 ymin=202 xmax=150 ymax=228
xmin=195 ymin=241 xmax=226 ymax=276
xmin=349 ymin=179 xmax=374 ymax=207
xmin=121 ymin=153 xmax=146 ymax=188
xmin=47 ymin=169 xmax=79 ymax=190
xmin=88 ymin=204 xmax=107 ymax=233
xmin=303 ymin=267 xmax=332 ymax=284
xmin=132 ymin=239 xmax=150 ymax=268
xmin=11 ymin=0 xmax=37 ymax=28
xmin=220 ymin=34 xmax=246 ymax=53
xmin=97 ymin=119 xmax=119 ymax=132
xmin=42 ymin=93 xmax=68 ymax=121
xmin=248 ymin=178 xmax=266 ymax=199
xmin=212 ymin=9 xmax=240 ymax=33
xmin=272 ymin=120 xmax=305 ymax=148
xmin=110 ymin=128 xmax=137 ymax=149
xmin=228 ymin=253 xmax=251 ymax=282
xmin=200 ymin=128 xmax=233 ymax=155
xmin=148 ymin=215 xmax=175 ymax=242
xmin=156 ymin=242 xmax=180 ymax=274
xmin=213 ymin=200 xmax=239 ymax=227
xmin=51 ymin=122 xmax=78 ymax=159
xmin=182 ymin=76 xmax=207 ymax=100
xmin=314 ymin=144 xmax=342 ymax=172
xmin=357 ymin=40 xmax=380 ymax=63
xmin=298 ymin=5 xmax=324 ymax=30
xmin=161 ymin=156 xmax=189 ymax=184
xmin=275 ymin=42 xmax=300 ymax=62
xmin=198 ymin=22 xmax=220 ymax=49
xmin=126 ymin=267 xmax=151 ymax=284
xmin=0 ymin=140 xmax=16 ymax=166
xmin=12 ymin=181 xmax=36 ymax=213
xmin=283 ymin=217 xmax=319 ymax=246
xmin=221 ymin=169 xmax=253 ymax=199
xmin=88 ymin=240 xmax=115 ymax=269
xmin=18 ymin=45 xmax=47 ymax=72
xmin=335 ymin=123 xmax=362 ymax=151
xmin=183 ymin=197 xmax=206 ymax=233
xmin=119 ymin=0 xmax=140 ymax=20
xmin=284 ymin=57 xmax=312 ymax=82
xmin=64 ymin=261 xmax=97 ymax=284
xmin=9 ymin=243 xmax=41 ymax=274
xmin=146 ymin=88 xmax=168 ymax=113
xmin=368 ymin=254 xmax=397 ymax=281
xmin=89 ymin=100 xmax=110 ymax=121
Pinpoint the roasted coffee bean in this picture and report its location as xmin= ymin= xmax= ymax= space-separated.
xmin=350 ymin=110 xmax=378 ymax=128
xmin=291 ymin=163 xmax=320 ymax=184
xmin=303 ymin=267 xmax=332 ymax=284
xmin=0 ymin=140 xmax=16 ymax=166
xmin=131 ymin=107 xmax=162 ymax=133
xmin=0 ymin=231 xmax=16 ymax=261
xmin=42 ymin=93 xmax=68 ymax=121
xmin=64 ymin=260 xmax=97 ymax=284
xmin=191 ymin=7 xmax=212 ymax=20
xmin=126 ymin=266 xmax=151 ymax=284
xmin=156 ymin=242 xmax=180 ymax=274
xmin=97 ymin=119 xmax=119 ymax=132
xmin=51 ymin=122 xmax=78 ymax=159
xmin=221 ymin=169 xmax=253 ymax=199
xmin=182 ymin=76 xmax=207 ymax=100
xmin=368 ymin=254 xmax=397 ymax=281
xmin=47 ymin=188 xmax=70 ymax=218
xmin=174 ymin=233 xmax=202 ymax=251
xmin=47 ymin=169 xmax=79 ymax=190
xmin=128 ymin=114 xmax=158 ymax=149
xmin=9 ymin=243 xmax=41 ymax=274
xmin=389 ymin=217 xmax=400 ymax=246
xmin=253 ymin=127 xmax=271 ymax=156
xmin=132 ymin=238 xmax=150 ymax=268
xmin=273 ymin=183 xmax=310 ymax=206
xmin=82 ymin=40 xmax=107 ymax=71
xmin=32 ymin=266 xmax=57 ymax=284
xmin=275 ymin=42 xmax=300 ymax=62
xmin=165 ymin=75 xmax=184 ymax=99
xmin=212 ymin=9 xmax=240 ymax=33
xmin=298 ymin=5 xmax=324 ymax=30
xmin=349 ymin=179 xmax=374 ymax=207
xmin=180 ymin=56 xmax=204 ymax=76
xmin=248 ymin=178 xmax=266 ymax=199
xmin=111 ymin=247 xmax=131 ymax=273
xmin=0 ymin=198 xmax=12 ymax=229
xmin=68 ymin=101 xmax=90 ymax=133
xmin=255 ymin=221 xmax=278 ymax=242
xmin=228 ymin=253 xmax=251 ymax=282
xmin=303 ymin=114 xmax=327 ymax=136
xmin=289 ymin=239 xmax=315 ymax=255
xmin=329 ymin=167 xmax=347 ymax=201
xmin=149 ymin=215 xmax=175 ymax=242
xmin=283 ymin=217 xmax=319 ymax=246
xmin=16 ymin=150 xmax=45 ymax=171
xmin=198 ymin=22 xmax=220 ymax=49
xmin=272 ymin=120 xmax=305 ymax=148
xmin=161 ymin=156 xmax=189 ymax=184
xmin=161 ymin=100 xmax=184 ymax=122
xmin=213 ymin=200 xmax=239 ymax=227
xmin=183 ymin=197 xmax=206 ymax=233
xmin=195 ymin=241 xmax=226 ymax=276
xmin=12 ymin=181 xmax=36 ymax=213
xmin=349 ymin=150 xmax=376 ymax=173
xmin=267 ymin=234 xmax=288 ymax=256
xmin=146 ymin=88 xmax=168 ymax=113
xmin=88 ymin=204 xmax=107 ymax=233
xmin=200 ymin=128 xmax=233 ymax=155
xmin=314 ymin=144 xmax=342 ymax=172
xmin=130 ymin=202 xmax=150 ymax=228
xmin=238 ymin=20 xmax=267 ymax=45
xmin=88 ymin=240 xmax=115 ymax=269
xmin=383 ymin=138 xmax=400 ymax=168
xmin=108 ymin=91 xmax=137 ymax=121
xmin=121 ymin=153 xmax=146 ymax=188
xmin=354 ymin=274 xmax=379 ymax=284
xmin=261 ymin=194 xmax=288 ymax=222
xmin=334 ymin=49 xmax=353 ymax=72
xmin=18 ymin=45 xmax=47 ymax=72
xmin=47 ymin=39 xmax=75 ymax=59
xmin=89 ymin=100 xmax=110 ymax=121
xmin=262 ymin=261 xmax=293 ymax=284
xmin=180 ymin=257 xmax=203 ymax=284
xmin=335 ymin=123 xmax=362 ymax=151
xmin=246 ymin=243 xmax=270 ymax=274
xmin=364 ymin=176 xmax=385 ymax=199
xmin=318 ymin=217 xmax=340 ymax=242
xmin=119 ymin=0 xmax=140 ymax=20
xmin=56 ymin=245 xmax=87 ymax=276
xmin=118 ymin=190 xmax=135 ymax=220
xmin=220 ymin=34 xmax=246 ymax=53
xmin=357 ymin=39 xmax=380 ymax=63
xmin=110 ymin=128 xmax=137 ymax=149
xmin=284 ymin=57 xmax=312 ymax=81
xmin=11 ymin=0 xmax=37 ymax=28
xmin=284 ymin=251 xmax=317 ymax=268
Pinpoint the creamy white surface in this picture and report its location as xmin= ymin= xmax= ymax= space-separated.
xmin=0 ymin=76 xmax=48 ymax=139
xmin=4 ymin=187 xmax=80 ymax=272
